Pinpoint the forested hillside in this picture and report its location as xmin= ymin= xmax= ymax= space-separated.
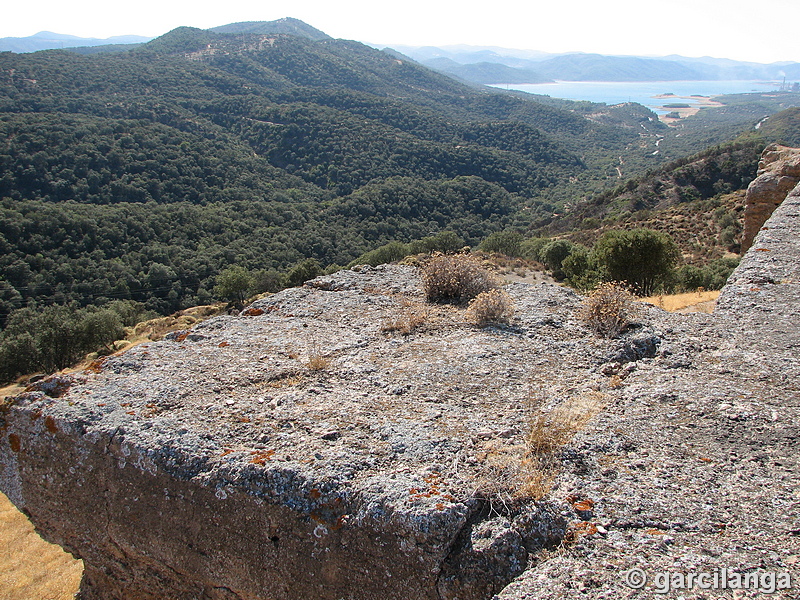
xmin=0 ymin=22 xmax=783 ymax=322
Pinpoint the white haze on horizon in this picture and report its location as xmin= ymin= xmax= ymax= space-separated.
xmin=2 ymin=0 xmax=799 ymax=64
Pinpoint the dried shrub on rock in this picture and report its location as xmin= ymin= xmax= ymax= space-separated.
xmin=577 ymin=281 xmax=637 ymax=338
xmin=421 ymin=254 xmax=498 ymax=304
xmin=473 ymin=392 xmax=606 ymax=504
xmin=381 ymin=302 xmax=428 ymax=335
xmin=465 ymin=289 xmax=515 ymax=327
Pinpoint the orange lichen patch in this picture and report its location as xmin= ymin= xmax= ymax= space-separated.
xmin=754 ymin=248 xmax=771 ymax=252
xmin=44 ymin=416 xmax=58 ymax=435
xmin=699 ymin=457 xmax=713 ymax=463
xmin=565 ymin=521 xmax=598 ymax=542
xmin=120 ymin=403 xmax=131 ymax=407
xmin=249 ymin=450 xmax=275 ymax=465
xmin=646 ymin=529 xmax=667 ymax=535
xmin=125 ymin=411 xmax=136 ymax=416
xmin=309 ymin=489 xmax=322 ymax=500
xmin=331 ymin=515 xmax=346 ymax=530
xmin=25 ymin=375 xmax=77 ymax=399
xmin=572 ymin=499 xmax=595 ymax=512
xmin=220 ymin=448 xmax=235 ymax=457
xmin=237 ymin=417 xmax=251 ymax=423
xmin=218 ymin=342 xmax=230 ymax=348
xmin=84 ymin=358 xmax=107 ymax=374
xmin=435 ymin=503 xmax=445 ymax=511
xmin=8 ymin=434 xmax=21 ymax=453
xmin=174 ymin=331 xmax=190 ymax=342
xmin=242 ymin=308 xmax=265 ymax=316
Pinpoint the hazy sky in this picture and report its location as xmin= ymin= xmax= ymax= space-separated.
xmin=3 ymin=0 xmax=799 ymax=64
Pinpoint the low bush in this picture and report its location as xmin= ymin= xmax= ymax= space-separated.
xmin=465 ymin=289 xmax=515 ymax=326
xmin=421 ymin=254 xmax=497 ymax=304
xmin=577 ymin=281 xmax=637 ymax=338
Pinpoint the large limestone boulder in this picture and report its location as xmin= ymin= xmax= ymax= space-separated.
xmin=741 ymin=143 xmax=800 ymax=251
xmin=2 ymin=265 xmax=644 ymax=600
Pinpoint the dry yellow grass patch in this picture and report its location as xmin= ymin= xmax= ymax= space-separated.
xmin=640 ymin=290 xmax=720 ymax=312
xmin=476 ymin=392 xmax=607 ymax=502
xmin=0 ymin=492 xmax=82 ymax=600
xmin=129 ymin=304 xmax=225 ymax=343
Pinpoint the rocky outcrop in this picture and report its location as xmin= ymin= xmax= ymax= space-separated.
xmin=741 ymin=143 xmax=800 ymax=251
xmin=497 ymin=178 xmax=800 ymax=599
xmin=2 ymin=174 xmax=800 ymax=599
xmin=1 ymin=267 xmax=656 ymax=600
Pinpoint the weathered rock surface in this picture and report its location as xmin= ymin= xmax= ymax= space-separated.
xmin=741 ymin=143 xmax=800 ymax=252
xmin=497 ymin=183 xmax=800 ymax=599
xmin=2 ymin=176 xmax=800 ymax=599
xmin=1 ymin=265 xmax=657 ymax=600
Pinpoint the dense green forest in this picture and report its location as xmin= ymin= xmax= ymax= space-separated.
xmin=1 ymin=22 xmax=797 ymax=330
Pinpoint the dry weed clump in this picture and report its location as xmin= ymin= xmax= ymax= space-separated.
xmin=526 ymin=393 xmax=606 ymax=455
xmin=465 ymin=289 xmax=515 ymax=327
xmin=304 ymin=340 xmax=331 ymax=371
xmin=381 ymin=302 xmax=428 ymax=335
xmin=474 ymin=393 xmax=606 ymax=503
xmin=421 ymin=254 xmax=498 ymax=304
xmin=577 ymin=281 xmax=637 ymax=338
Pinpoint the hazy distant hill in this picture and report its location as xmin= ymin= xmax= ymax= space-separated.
xmin=209 ymin=17 xmax=331 ymax=41
xmin=0 ymin=31 xmax=151 ymax=53
xmin=532 ymin=53 xmax=705 ymax=81
xmin=424 ymin=57 xmax=552 ymax=84
xmin=395 ymin=44 xmax=800 ymax=84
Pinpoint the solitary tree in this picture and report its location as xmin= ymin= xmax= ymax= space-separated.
xmin=591 ymin=228 xmax=680 ymax=296
xmin=214 ymin=266 xmax=254 ymax=304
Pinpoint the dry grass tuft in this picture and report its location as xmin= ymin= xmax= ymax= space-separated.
xmin=129 ymin=304 xmax=225 ymax=342
xmin=526 ymin=393 xmax=606 ymax=455
xmin=475 ymin=392 xmax=606 ymax=503
xmin=381 ymin=302 xmax=428 ymax=335
xmin=465 ymin=288 xmax=515 ymax=327
xmin=420 ymin=254 xmax=498 ymax=304
xmin=303 ymin=339 xmax=331 ymax=371
xmin=577 ymin=281 xmax=637 ymax=338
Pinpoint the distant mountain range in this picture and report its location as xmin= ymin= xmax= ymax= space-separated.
xmin=389 ymin=44 xmax=800 ymax=84
xmin=0 ymin=31 xmax=152 ymax=53
xmin=4 ymin=23 xmax=800 ymax=84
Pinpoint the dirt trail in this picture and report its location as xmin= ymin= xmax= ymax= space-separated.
xmin=0 ymin=492 xmax=82 ymax=600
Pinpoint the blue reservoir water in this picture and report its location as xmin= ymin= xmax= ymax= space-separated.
xmin=490 ymin=80 xmax=780 ymax=114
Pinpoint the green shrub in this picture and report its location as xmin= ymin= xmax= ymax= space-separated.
xmin=561 ymin=246 xmax=600 ymax=291
xmin=478 ymin=230 xmax=524 ymax=257
xmin=408 ymin=231 xmax=465 ymax=254
xmin=591 ymin=228 xmax=680 ymax=296
xmin=214 ymin=266 xmax=254 ymax=303
xmin=540 ymin=239 xmax=576 ymax=280
xmin=349 ymin=241 xmax=411 ymax=267
xmin=519 ymin=237 xmax=550 ymax=262
xmin=0 ymin=304 xmax=125 ymax=382
xmin=286 ymin=258 xmax=323 ymax=287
